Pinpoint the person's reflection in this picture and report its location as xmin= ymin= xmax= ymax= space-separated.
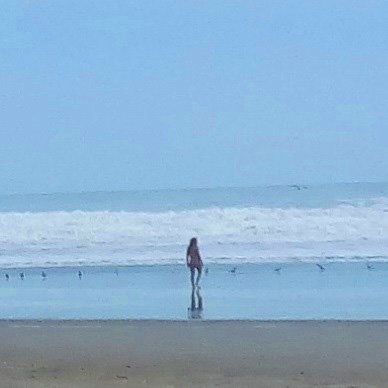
xmin=187 ymin=287 xmax=203 ymax=320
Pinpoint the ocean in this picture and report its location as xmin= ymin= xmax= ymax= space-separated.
xmin=1 ymin=182 xmax=388 ymax=268
xmin=1 ymin=183 xmax=388 ymax=320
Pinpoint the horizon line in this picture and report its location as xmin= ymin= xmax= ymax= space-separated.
xmin=1 ymin=180 xmax=387 ymax=197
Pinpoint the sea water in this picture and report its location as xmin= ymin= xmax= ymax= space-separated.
xmin=1 ymin=182 xmax=388 ymax=268
xmin=1 ymin=183 xmax=388 ymax=319
xmin=1 ymin=263 xmax=388 ymax=320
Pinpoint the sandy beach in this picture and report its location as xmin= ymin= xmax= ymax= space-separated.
xmin=0 ymin=320 xmax=387 ymax=387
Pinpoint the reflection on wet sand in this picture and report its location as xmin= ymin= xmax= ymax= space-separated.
xmin=188 ymin=288 xmax=203 ymax=320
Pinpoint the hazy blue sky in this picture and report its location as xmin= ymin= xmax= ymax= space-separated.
xmin=1 ymin=0 xmax=388 ymax=193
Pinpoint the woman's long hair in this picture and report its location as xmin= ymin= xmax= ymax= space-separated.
xmin=188 ymin=237 xmax=197 ymax=249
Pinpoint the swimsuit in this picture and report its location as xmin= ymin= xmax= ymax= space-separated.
xmin=188 ymin=247 xmax=203 ymax=270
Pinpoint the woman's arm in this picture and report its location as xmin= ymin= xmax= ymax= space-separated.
xmin=186 ymin=247 xmax=190 ymax=266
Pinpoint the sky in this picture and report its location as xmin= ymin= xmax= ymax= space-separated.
xmin=1 ymin=0 xmax=388 ymax=194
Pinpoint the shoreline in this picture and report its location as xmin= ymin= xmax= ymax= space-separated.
xmin=1 ymin=259 xmax=388 ymax=271
xmin=0 ymin=320 xmax=387 ymax=387
xmin=2 ymin=318 xmax=388 ymax=322
xmin=2 ymin=262 xmax=388 ymax=320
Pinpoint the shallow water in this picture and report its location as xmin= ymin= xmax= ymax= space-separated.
xmin=0 ymin=263 xmax=387 ymax=320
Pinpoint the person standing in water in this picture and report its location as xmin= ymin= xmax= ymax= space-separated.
xmin=186 ymin=237 xmax=203 ymax=288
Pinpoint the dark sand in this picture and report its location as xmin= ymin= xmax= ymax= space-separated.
xmin=0 ymin=320 xmax=387 ymax=387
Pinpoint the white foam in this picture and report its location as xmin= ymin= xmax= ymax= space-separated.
xmin=1 ymin=198 xmax=388 ymax=268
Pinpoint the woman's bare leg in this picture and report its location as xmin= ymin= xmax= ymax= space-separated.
xmin=190 ymin=268 xmax=195 ymax=288
xmin=195 ymin=267 xmax=202 ymax=286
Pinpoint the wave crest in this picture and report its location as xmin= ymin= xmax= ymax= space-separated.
xmin=1 ymin=201 xmax=388 ymax=267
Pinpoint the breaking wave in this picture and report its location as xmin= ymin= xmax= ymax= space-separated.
xmin=1 ymin=198 xmax=388 ymax=268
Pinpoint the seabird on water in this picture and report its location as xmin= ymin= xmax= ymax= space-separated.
xmin=316 ymin=264 xmax=325 ymax=271
xmin=230 ymin=267 xmax=237 ymax=274
xmin=366 ymin=263 xmax=374 ymax=270
xmin=290 ymin=185 xmax=308 ymax=190
xmin=78 ymin=270 xmax=82 ymax=279
xmin=20 ymin=272 xmax=25 ymax=280
xmin=41 ymin=271 xmax=47 ymax=280
xmin=274 ymin=267 xmax=281 ymax=274
xmin=5 ymin=274 xmax=9 ymax=281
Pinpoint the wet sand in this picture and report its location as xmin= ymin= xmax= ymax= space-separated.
xmin=0 ymin=320 xmax=387 ymax=387
xmin=3 ymin=263 xmax=388 ymax=320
